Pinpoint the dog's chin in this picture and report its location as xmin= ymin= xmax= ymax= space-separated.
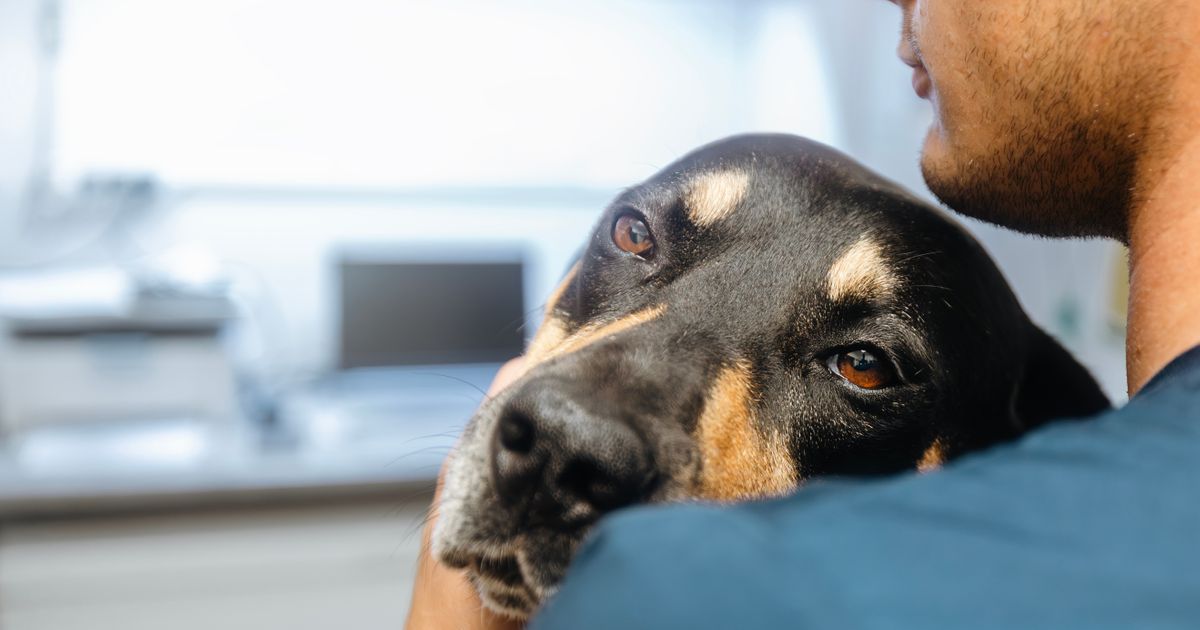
xmin=469 ymin=567 xmax=539 ymax=619
xmin=443 ymin=524 xmax=613 ymax=619
xmin=442 ymin=529 xmax=584 ymax=620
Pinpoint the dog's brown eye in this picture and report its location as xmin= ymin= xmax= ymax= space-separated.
xmin=829 ymin=349 xmax=896 ymax=390
xmin=613 ymin=214 xmax=655 ymax=257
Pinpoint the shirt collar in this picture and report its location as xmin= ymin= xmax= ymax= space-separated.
xmin=1135 ymin=344 xmax=1200 ymax=399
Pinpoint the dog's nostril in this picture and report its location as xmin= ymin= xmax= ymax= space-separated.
xmin=498 ymin=411 xmax=536 ymax=454
xmin=491 ymin=409 xmax=548 ymax=508
xmin=490 ymin=385 xmax=654 ymax=524
xmin=559 ymin=460 xmax=643 ymax=512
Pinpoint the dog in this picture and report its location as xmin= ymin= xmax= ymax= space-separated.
xmin=432 ymin=134 xmax=1110 ymax=618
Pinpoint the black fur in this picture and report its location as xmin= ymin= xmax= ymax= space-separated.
xmin=434 ymin=134 xmax=1110 ymax=617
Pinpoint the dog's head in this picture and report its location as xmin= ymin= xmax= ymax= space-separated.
xmin=433 ymin=134 xmax=1109 ymax=617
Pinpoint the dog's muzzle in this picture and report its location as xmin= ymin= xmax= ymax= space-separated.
xmin=434 ymin=333 xmax=706 ymax=617
xmin=490 ymin=375 xmax=658 ymax=528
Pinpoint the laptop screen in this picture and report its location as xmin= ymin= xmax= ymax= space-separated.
xmin=339 ymin=259 xmax=526 ymax=368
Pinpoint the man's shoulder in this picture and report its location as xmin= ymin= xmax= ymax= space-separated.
xmin=533 ymin=346 xmax=1200 ymax=630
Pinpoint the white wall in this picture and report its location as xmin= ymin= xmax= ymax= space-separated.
xmin=15 ymin=0 xmax=1130 ymax=399
xmin=0 ymin=0 xmax=40 ymax=243
xmin=47 ymin=0 xmax=844 ymax=382
xmin=52 ymin=0 xmax=834 ymax=189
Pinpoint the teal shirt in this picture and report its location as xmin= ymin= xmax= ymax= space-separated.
xmin=534 ymin=346 xmax=1200 ymax=629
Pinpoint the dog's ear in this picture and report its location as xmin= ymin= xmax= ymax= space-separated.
xmin=1013 ymin=325 xmax=1112 ymax=430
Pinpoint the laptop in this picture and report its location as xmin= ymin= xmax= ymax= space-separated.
xmin=281 ymin=245 xmax=528 ymax=456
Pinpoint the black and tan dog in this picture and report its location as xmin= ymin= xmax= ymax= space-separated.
xmin=433 ymin=134 xmax=1109 ymax=617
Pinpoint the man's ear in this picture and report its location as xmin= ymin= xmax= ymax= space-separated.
xmin=1013 ymin=325 xmax=1112 ymax=430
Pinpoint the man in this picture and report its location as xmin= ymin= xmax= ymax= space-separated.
xmin=408 ymin=0 xmax=1200 ymax=627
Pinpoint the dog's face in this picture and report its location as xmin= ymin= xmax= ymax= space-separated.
xmin=433 ymin=134 xmax=1108 ymax=617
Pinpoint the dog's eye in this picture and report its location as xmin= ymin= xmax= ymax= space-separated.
xmin=827 ymin=348 xmax=896 ymax=390
xmin=612 ymin=214 xmax=655 ymax=258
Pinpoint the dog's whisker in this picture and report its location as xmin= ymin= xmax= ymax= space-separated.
xmin=408 ymin=371 xmax=492 ymax=399
xmin=895 ymin=249 xmax=943 ymax=264
xmin=503 ymin=304 xmax=551 ymax=336
xmin=384 ymin=446 xmax=456 ymax=469
xmin=401 ymin=510 xmax=439 ymax=545
xmin=399 ymin=430 xmax=463 ymax=445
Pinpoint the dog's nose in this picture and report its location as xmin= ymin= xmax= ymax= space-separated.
xmin=490 ymin=383 xmax=653 ymax=525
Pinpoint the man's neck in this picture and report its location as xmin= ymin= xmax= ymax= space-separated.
xmin=1127 ymin=129 xmax=1200 ymax=394
xmin=1112 ymin=8 xmax=1200 ymax=395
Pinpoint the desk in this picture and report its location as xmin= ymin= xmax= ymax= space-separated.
xmin=0 ymin=497 xmax=431 ymax=630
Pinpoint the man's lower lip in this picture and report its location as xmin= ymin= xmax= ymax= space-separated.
xmin=912 ymin=67 xmax=932 ymax=99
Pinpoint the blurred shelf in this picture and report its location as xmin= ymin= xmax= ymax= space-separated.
xmin=0 ymin=365 xmax=499 ymax=520
xmin=0 ymin=448 xmax=442 ymax=521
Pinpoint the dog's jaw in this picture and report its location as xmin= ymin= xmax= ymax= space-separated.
xmin=469 ymin=552 xmax=540 ymax=618
xmin=435 ymin=491 xmax=572 ymax=618
xmin=433 ymin=401 xmax=556 ymax=619
xmin=434 ymin=395 xmax=702 ymax=618
xmin=435 ymin=445 xmax=603 ymax=618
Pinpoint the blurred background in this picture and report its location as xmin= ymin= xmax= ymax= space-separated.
xmin=0 ymin=1 xmax=1128 ymax=628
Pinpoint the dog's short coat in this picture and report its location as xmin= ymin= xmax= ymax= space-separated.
xmin=433 ymin=134 xmax=1110 ymax=618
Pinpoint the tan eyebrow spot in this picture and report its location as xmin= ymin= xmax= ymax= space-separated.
xmin=684 ymin=170 xmax=750 ymax=227
xmin=694 ymin=361 xmax=797 ymax=501
xmin=917 ymin=437 xmax=946 ymax=473
xmin=827 ymin=237 xmax=898 ymax=302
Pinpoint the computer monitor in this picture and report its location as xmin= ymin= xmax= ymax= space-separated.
xmin=337 ymin=247 xmax=526 ymax=369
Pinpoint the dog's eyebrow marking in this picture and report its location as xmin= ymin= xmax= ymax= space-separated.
xmin=694 ymin=361 xmax=797 ymax=501
xmin=684 ymin=169 xmax=750 ymax=227
xmin=827 ymin=237 xmax=899 ymax=302
xmin=917 ymin=438 xmax=946 ymax=472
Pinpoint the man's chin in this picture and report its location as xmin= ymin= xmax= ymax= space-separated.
xmin=921 ymin=142 xmax=1055 ymax=236
xmin=919 ymin=123 xmax=1128 ymax=240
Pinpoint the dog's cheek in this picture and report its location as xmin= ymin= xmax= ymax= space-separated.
xmin=652 ymin=432 xmax=703 ymax=502
xmin=692 ymin=362 xmax=798 ymax=501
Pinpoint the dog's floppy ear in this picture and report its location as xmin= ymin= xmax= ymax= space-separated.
xmin=1013 ymin=325 xmax=1112 ymax=430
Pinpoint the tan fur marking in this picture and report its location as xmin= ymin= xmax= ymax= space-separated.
xmin=525 ymin=318 xmax=569 ymax=366
xmin=547 ymin=304 xmax=666 ymax=360
xmin=917 ymin=438 xmax=946 ymax=472
xmin=518 ymin=266 xmax=665 ymax=383
xmin=694 ymin=361 xmax=797 ymax=501
xmin=524 ymin=264 xmax=580 ymax=364
xmin=827 ymin=238 xmax=898 ymax=302
xmin=685 ymin=170 xmax=750 ymax=227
